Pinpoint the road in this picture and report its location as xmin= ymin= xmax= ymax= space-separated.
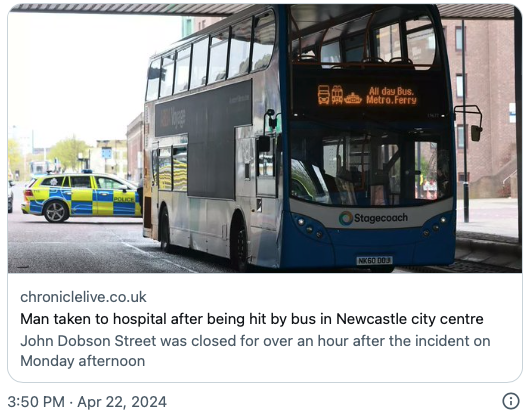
xmin=8 ymin=185 xmax=232 ymax=274
xmin=8 ymin=183 xmax=413 ymax=274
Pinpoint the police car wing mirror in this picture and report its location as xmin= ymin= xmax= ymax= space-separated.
xmin=118 ymin=184 xmax=128 ymax=192
xmin=257 ymin=135 xmax=271 ymax=153
xmin=471 ymin=125 xmax=483 ymax=142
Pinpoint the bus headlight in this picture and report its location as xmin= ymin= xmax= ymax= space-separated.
xmin=440 ymin=217 xmax=447 ymax=224
xmin=297 ymin=218 xmax=305 ymax=226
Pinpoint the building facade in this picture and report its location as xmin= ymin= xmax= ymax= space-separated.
xmin=89 ymin=140 xmax=128 ymax=179
xmin=443 ymin=19 xmax=516 ymax=197
xmin=126 ymin=113 xmax=144 ymax=183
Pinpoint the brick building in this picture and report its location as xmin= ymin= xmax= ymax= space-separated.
xmin=126 ymin=113 xmax=144 ymax=183
xmin=443 ymin=19 xmax=516 ymax=197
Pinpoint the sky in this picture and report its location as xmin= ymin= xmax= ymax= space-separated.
xmin=7 ymin=9 xmax=183 ymax=148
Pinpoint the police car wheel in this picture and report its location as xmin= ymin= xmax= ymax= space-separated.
xmin=44 ymin=201 xmax=69 ymax=223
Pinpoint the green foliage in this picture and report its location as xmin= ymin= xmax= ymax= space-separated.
xmin=49 ymin=135 xmax=89 ymax=171
xmin=8 ymin=139 xmax=23 ymax=172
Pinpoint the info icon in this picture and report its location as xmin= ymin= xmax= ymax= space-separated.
xmin=503 ymin=393 xmax=520 ymax=410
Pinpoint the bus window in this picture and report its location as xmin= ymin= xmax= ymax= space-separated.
xmin=208 ymin=30 xmax=229 ymax=83
xmin=159 ymin=52 xmax=175 ymax=98
xmin=152 ymin=150 xmax=159 ymax=187
xmin=321 ymin=42 xmax=341 ymax=68
xmin=228 ymin=19 xmax=252 ymax=78
xmin=146 ymin=58 xmax=161 ymax=101
xmin=174 ymin=47 xmax=190 ymax=93
xmin=344 ymin=35 xmax=365 ymax=63
xmin=258 ymin=138 xmax=275 ymax=177
xmin=158 ymin=147 xmax=172 ymax=191
xmin=190 ymin=38 xmax=209 ymax=89
xmin=252 ymin=13 xmax=275 ymax=71
xmin=406 ymin=17 xmax=436 ymax=69
xmin=172 ymin=146 xmax=188 ymax=192
xmin=375 ymin=23 xmax=401 ymax=62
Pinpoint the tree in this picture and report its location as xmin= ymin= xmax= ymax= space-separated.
xmin=8 ymin=139 xmax=23 ymax=178
xmin=49 ymin=135 xmax=89 ymax=172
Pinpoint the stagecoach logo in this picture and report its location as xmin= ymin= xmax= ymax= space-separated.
xmin=340 ymin=211 xmax=410 ymax=226
xmin=339 ymin=211 xmax=354 ymax=226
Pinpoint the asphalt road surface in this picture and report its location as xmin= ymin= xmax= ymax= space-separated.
xmin=7 ymin=183 xmax=408 ymax=274
xmin=7 ymin=185 xmax=233 ymax=274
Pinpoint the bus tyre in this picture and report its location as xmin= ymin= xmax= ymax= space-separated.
xmin=159 ymin=207 xmax=173 ymax=253
xmin=370 ymin=266 xmax=395 ymax=273
xmin=43 ymin=200 xmax=69 ymax=223
xmin=231 ymin=223 xmax=248 ymax=273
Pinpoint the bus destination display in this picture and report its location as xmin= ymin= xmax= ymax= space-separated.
xmin=317 ymin=84 xmax=418 ymax=107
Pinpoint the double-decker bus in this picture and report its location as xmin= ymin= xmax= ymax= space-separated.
xmin=143 ymin=4 xmax=456 ymax=272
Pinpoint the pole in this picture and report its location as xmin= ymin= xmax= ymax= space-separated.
xmin=462 ymin=20 xmax=469 ymax=223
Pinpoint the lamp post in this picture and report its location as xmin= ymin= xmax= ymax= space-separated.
xmin=462 ymin=20 xmax=469 ymax=223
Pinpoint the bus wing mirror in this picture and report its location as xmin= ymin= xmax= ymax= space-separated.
xmin=257 ymin=135 xmax=271 ymax=153
xmin=471 ymin=125 xmax=483 ymax=142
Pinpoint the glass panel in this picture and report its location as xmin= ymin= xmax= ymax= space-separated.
xmin=258 ymin=139 xmax=275 ymax=177
xmin=152 ymin=150 xmax=159 ymax=186
xmin=321 ymin=42 xmax=341 ymax=68
xmin=174 ymin=47 xmax=190 ymax=93
xmin=158 ymin=147 xmax=172 ymax=191
xmin=172 ymin=146 xmax=188 ymax=192
xmin=455 ymin=27 xmax=463 ymax=50
xmin=146 ymin=58 xmax=161 ymax=101
xmin=344 ymin=35 xmax=365 ymax=62
xmin=208 ymin=31 xmax=229 ymax=83
xmin=190 ymin=38 xmax=209 ymax=89
xmin=159 ymin=53 xmax=175 ymax=98
xmin=407 ymin=27 xmax=436 ymax=69
xmin=40 ymin=177 xmax=65 ymax=187
xmin=252 ymin=13 xmax=275 ymax=71
xmin=71 ymin=176 xmax=92 ymax=188
xmin=96 ymin=177 xmax=124 ymax=189
xmin=375 ymin=24 xmax=401 ymax=62
xmin=290 ymin=126 xmax=451 ymax=207
xmin=229 ymin=19 xmax=252 ymax=78
xmin=415 ymin=142 xmax=440 ymax=200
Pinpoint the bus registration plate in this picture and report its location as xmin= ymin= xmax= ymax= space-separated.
xmin=356 ymin=256 xmax=393 ymax=266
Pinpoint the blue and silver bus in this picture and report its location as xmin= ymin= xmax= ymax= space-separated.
xmin=143 ymin=4 xmax=456 ymax=272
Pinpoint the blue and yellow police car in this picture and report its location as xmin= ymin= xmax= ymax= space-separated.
xmin=21 ymin=171 xmax=141 ymax=223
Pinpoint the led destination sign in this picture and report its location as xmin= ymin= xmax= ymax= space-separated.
xmin=317 ymin=84 xmax=418 ymax=107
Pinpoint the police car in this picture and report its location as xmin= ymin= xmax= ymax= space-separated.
xmin=21 ymin=171 xmax=141 ymax=223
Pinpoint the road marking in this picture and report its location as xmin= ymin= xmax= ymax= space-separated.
xmin=121 ymin=242 xmax=198 ymax=274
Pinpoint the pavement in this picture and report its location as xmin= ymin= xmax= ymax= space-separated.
xmin=455 ymin=198 xmax=522 ymax=271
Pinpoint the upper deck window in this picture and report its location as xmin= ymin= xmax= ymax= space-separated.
xmin=159 ymin=53 xmax=175 ymax=98
xmin=174 ymin=47 xmax=191 ymax=93
xmin=406 ymin=18 xmax=436 ymax=69
xmin=321 ymin=42 xmax=341 ymax=68
xmin=290 ymin=5 xmax=440 ymax=70
xmin=190 ymin=38 xmax=209 ymax=89
xmin=375 ymin=24 xmax=401 ymax=62
xmin=146 ymin=58 xmax=161 ymax=101
xmin=208 ymin=30 xmax=229 ymax=83
xmin=252 ymin=13 xmax=275 ymax=71
xmin=229 ymin=18 xmax=252 ymax=78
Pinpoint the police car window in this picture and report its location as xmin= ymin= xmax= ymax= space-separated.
xmin=40 ymin=177 xmax=65 ymax=187
xmin=96 ymin=177 xmax=124 ymax=190
xmin=70 ymin=176 xmax=92 ymax=188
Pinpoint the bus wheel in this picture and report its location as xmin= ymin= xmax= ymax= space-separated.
xmin=370 ymin=266 xmax=395 ymax=273
xmin=44 ymin=200 xmax=69 ymax=223
xmin=159 ymin=207 xmax=172 ymax=253
xmin=231 ymin=223 xmax=248 ymax=273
